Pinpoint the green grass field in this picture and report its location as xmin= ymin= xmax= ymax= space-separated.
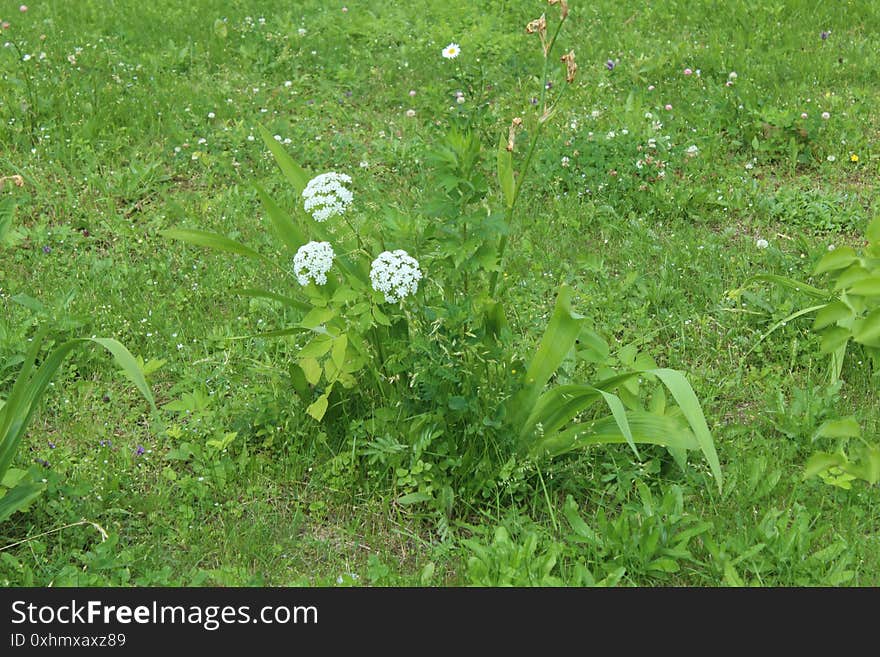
xmin=1 ymin=0 xmax=879 ymax=586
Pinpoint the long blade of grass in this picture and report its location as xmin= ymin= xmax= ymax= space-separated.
xmin=257 ymin=124 xmax=310 ymax=194
xmin=88 ymin=338 xmax=157 ymax=412
xmin=162 ymin=228 xmax=283 ymax=274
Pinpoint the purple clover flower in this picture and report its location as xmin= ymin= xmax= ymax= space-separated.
xmin=605 ymin=59 xmax=616 ymax=70
xmin=135 ymin=445 xmax=145 ymax=456
xmin=820 ymin=30 xmax=829 ymax=40
xmin=42 ymin=245 xmax=51 ymax=254
xmin=48 ymin=441 xmax=56 ymax=449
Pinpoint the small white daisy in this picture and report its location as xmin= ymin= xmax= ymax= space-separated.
xmin=442 ymin=43 xmax=461 ymax=59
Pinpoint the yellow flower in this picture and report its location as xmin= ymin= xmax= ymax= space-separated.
xmin=850 ymin=153 xmax=859 ymax=162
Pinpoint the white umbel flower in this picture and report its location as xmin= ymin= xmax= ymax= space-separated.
xmin=293 ymin=241 xmax=335 ymax=286
xmin=302 ymin=172 xmax=353 ymax=222
xmin=370 ymin=250 xmax=422 ymax=303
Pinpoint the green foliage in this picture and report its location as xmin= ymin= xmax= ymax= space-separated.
xmin=0 ymin=329 xmax=155 ymax=523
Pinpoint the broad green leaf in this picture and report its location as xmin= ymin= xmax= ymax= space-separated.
xmin=530 ymin=412 xmax=699 ymax=459
xmin=648 ymin=368 xmax=722 ymax=493
xmin=804 ymin=451 xmax=846 ymax=479
xmin=299 ymin=357 xmax=322 ymax=386
xmin=331 ymin=335 xmax=348 ymax=369
xmin=257 ymin=124 xmax=310 ymax=194
xmin=306 ymin=392 xmax=329 ymax=421
xmin=847 ymin=276 xmax=880 ymax=296
xmin=519 ymin=373 xmax=639 ymax=444
xmin=511 ymin=285 xmax=585 ymax=428
xmin=852 ymin=308 xmax=880 ymax=347
xmin=812 ymin=300 xmax=851 ymax=330
xmin=254 ymin=183 xmax=307 ymax=253
xmin=301 ymin=307 xmax=336 ymax=329
xmin=10 ymin=293 xmax=46 ymax=313
xmin=0 ymin=480 xmax=45 ymax=523
xmin=813 ymin=247 xmax=859 ymax=275
xmin=819 ymin=326 xmax=851 ymax=354
xmin=814 ymin=417 xmax=861 ymax=440
xmin=596 ymin=389 xmax=639 ymax=459
xmin=576 ymin=327 xmax=609 ymax=363
xmin=834 ymin=264 xmax=871 ymax=291
xmin=299 ymin=335 xmax=333 ymax=359
xmin=497 ymin=132 xmax=515 ymax=209
xmin=397 ymin=491 xmax=433 ymax=505
xmin=162 ymin=228 xmax=280 ymax=272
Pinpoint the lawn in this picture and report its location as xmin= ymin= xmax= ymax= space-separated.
xmin=1 ymin=0 xmax=878 ymax=586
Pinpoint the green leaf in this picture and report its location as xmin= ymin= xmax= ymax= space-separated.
xmin=530 ymin=412 xmax=700 ymax=459
xmin=301 ymin=307 xmax=336 ymax=329
xmin=331 ymin=335 xmax=348 ymax=369
xmin=804 ymin=451 xmax=846 ymax=479
xmin=162 ymin=228 xmax=280 ymax=272
xmin=847 ymin=276 xmax=880 ymax=296
xmin=745 ymin=274 xmax=829 ymax=300
xmin=88 ymin=338 xmax=157 ymax=412
xmin=814 ymin=417 xmax=862 ymax=440
xmin=511 ymin=285 xmax=585 ymax=428
xmin=833 ymin=265 xmax=871 ymax=291
xmin=0 ymin=479 xmax=45 ymax=523
xmin=257 ymin=124 xmax=310 ymax=194
xmin=397 ymin=491 xmax=433 ymax=505
xmin=852 ymin=308 xmax=880 ymax=348
xmin=576 ymin=327 xmax=609 ymax=363
xmin=819 ymin=326 xmax=851 ymax=354
xmin=497 ymin=132 xmax=515 ymax=209
xmin=867 ymin=216 xmax=880 ymax=246
xmin=254 ymin=183 xmax=308 ymax=253
xmin=813 ymin=247 xmax=859 ymax=275
xmin=648 ymin=368 xmax=722 ymax=494
xmin=299 ymin=335 xmax=333 ymax=359
xmin=306 ymin=392 xmax=329 ymax=421
xmin=299 ymin=358 xmax=322 ymax=386
xmin=812 ymin=300 xmax=852 ymax=330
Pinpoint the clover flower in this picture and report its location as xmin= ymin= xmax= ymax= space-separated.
xmin=302 ymin=172 xmax=353 ymax=222
xmin=756 ymin=238 xmax=769 ymax=249
xmin=370 ymin=249 xmax=422 ymax=303
xmin=293 ymin=241 xmax=335 ymax=286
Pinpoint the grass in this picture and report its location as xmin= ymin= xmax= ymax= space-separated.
xmin=1 ymin=0 xmax=878 ymax=586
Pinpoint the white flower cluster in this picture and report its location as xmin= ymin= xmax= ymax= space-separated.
xmin=302 ymin=172 xmax=353 ymax=222
xmin=370 ymin=250 xmax=422 ymax=303
xmin=293 ymin=241 xmax=335 ymax=286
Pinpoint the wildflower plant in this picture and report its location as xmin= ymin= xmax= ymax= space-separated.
xmin=164 ymin=0 xmax=722 ymax=513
